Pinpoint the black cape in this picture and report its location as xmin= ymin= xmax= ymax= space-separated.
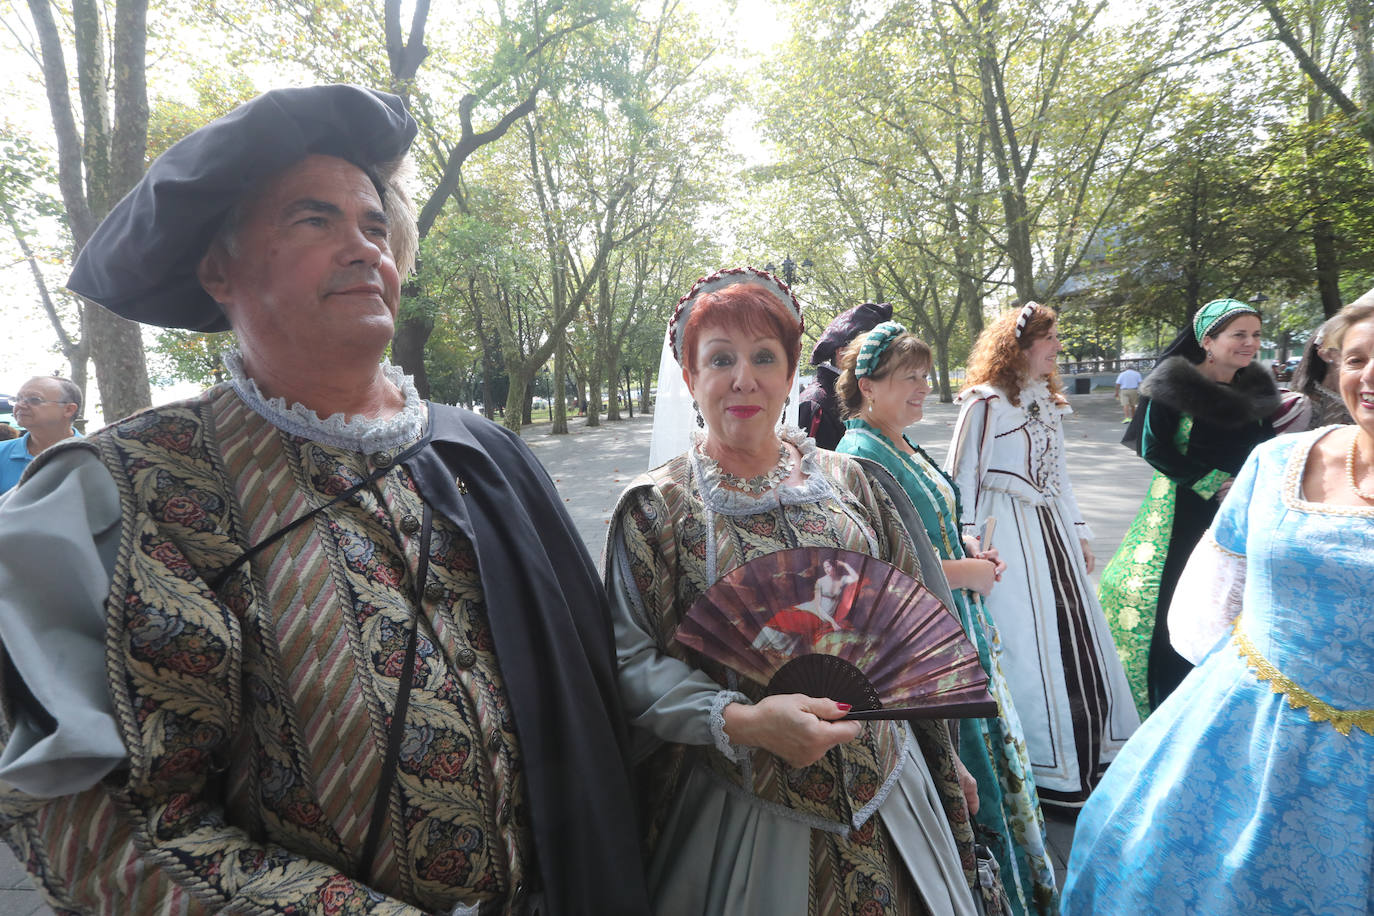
xmin=405 ymin=405 xmax=649 ymax=915
xmin=798 ymin=364 xmax=846 ymax=450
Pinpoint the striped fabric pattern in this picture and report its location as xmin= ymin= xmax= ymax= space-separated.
xmin=0 ymin=385 xmax=529 ymax=914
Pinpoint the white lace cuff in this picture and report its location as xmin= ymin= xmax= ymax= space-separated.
xmin=1168 ymin=531 xmax=1246 ymax=664
xmin=1074 ymin=520 xmax=1096 ymax=542
xmin=710 ymin=690 xmax=752 ymax=764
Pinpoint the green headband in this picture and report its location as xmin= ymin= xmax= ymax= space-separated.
xmin=854 ymin=321 xmax=907 ymax=379
xmin=1193 ymin=298 xmax=1258 ymax=344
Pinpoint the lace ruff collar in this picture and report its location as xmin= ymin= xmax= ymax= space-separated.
xmin=224 ymin=350 xmax=427 ymax=452
xmin=1018 ymin=377 xmax=1071 ymax=420
xmin=689 ymin=425 xmax=834 ymax=514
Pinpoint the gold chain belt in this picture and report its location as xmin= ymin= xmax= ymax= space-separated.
xmin=1232 ymin=622 xmax=1374 ymax=737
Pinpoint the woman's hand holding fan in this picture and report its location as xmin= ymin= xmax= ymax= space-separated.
xmin=675 ymin=547 xmax=997 ymax=721
xmin=722 ymin=694 xmax=861 ymax=767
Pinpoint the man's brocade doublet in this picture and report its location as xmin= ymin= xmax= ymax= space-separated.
xmin=2 ymin=386 xmax=530 ymax=914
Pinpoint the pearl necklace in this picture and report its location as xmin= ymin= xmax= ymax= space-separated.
xmin=1346 ymin=432 xmax=1374 ymax=501
xmin=699 ymin=441 xmax=794 ymax=495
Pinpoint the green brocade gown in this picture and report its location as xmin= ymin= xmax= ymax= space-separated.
xmin=1098 ymin=390 xmax=1274 ymax=719
xmin=839 ymin=419 xmax=1058 ymax=916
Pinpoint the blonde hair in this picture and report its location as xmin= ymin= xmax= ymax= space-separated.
xmin=1323 ymin=297 xmax=1374 ymax=355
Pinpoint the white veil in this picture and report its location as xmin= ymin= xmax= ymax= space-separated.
xmin=647 ymin=327 xmax=802 ymax=469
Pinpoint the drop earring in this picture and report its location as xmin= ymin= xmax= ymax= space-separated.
xmin=693 ymin=400 xmax=705 ymax=428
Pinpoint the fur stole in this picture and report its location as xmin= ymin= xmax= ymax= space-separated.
xmin=1140 ymin=356 xmax=1280 ymax=427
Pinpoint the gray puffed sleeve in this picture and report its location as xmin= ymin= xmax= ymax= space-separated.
xmin=0 ymin=448 xmax=127 ymax=796
xmin=606 ymin=507 xmax=749 ymax=763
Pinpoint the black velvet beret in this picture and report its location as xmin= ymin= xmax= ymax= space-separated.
xmin=66 ymin=84 xmax=418 ymax=332
xmin=809 ymin=301 xmax=895 ymax=366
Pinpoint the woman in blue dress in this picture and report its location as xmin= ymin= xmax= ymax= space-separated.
xmin=836 ymin=322 xmax=1058 ymax=915
xmin=1063 ymin=298 xmax=1374 ymax=915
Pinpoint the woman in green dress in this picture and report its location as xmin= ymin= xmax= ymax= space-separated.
xmin=836 ymin=322 xmax=1058 ymax=915
xmin=1098 ymin=299 xmax=1279 ymax=717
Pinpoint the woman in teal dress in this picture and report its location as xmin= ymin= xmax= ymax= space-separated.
xmin=836 ymin=322 xmax=1058 ymax=915
xmin=1063 ymin=299 xmax=1374 ymax=915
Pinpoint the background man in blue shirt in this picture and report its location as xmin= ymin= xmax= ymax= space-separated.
xmin=0 ymin=376 xmax=81 ymax=493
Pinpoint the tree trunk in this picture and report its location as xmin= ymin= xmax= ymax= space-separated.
xmin=551 ymin=338 xmax=569 ymax=434
xmin=640 ymin=367 xmax=653 ymax=413
xmin=28 ymin=0 xmax=152 ymax=424
xmin=1312 ymin=218 xmax=1343 ymax=318
xmin=605 ymin=350 xmax=622 ymax=421
xmin=585 ymin=362 xmax=603 ymax=428
xmin=1308 ymin=88 xmax=1345 ymax=319
xmin=975 ymin=2 xmax=1036 ymax=303
xmin=935 ymin=335 xmax=954 ymax=403
xmin=1351 ymin=0 xmax=1374 ymax=166
xmin=502 ymin=374 xmax=527 ymax=433
xmin=392 ymin=313 xmax=434 ymax=397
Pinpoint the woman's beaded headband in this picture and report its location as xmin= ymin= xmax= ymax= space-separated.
xmin=667 ymin=266 xmax=803 ymax=365
xmin=1013 ymin=302 xmax=1038 ymax=340
xmin=854 ymin=321 xmax=907 ymax=379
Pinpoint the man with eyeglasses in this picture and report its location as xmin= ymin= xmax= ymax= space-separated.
xmin=0 ymin=376 xmax=81 ymax=494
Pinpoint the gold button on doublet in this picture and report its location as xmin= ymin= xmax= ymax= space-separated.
xmin=456 ymin=646 xmax=477 ymax=668
xmin=371 ymin=451 xmax=393 ymax=469
xmin=423 ymin=582 xmax=445 ymax=601
xmin=400 ymin=514 xmax=421 ymax=535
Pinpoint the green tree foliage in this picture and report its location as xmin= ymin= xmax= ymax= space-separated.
xmin=8 ymin=0 xmax=1374 ymax=412
xmin=148 ymin=329 xmax=237 ymax=387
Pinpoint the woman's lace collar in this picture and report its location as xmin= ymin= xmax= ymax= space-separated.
xmin=224 ymin=349 xmax=427 ymax=452
xmin=1018 ymin=376 xmax=1071 ymax=419
xmin=690 ymin=425 xmax=833 ymax=514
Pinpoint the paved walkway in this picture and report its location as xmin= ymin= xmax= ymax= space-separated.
xmin=0 ymin=391 xmax=1151 ymax=913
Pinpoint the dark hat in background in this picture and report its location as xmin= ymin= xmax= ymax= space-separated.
xmin=810 ymin=301 xmax=894 ymax=366
xmin=66 ymin=84 xmax=418 ymax=333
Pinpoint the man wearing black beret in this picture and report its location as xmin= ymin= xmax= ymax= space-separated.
xmin=0 ymin=85 xmax=649 ymax=915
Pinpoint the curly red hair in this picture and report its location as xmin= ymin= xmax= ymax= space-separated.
xmin=962 ymin=302 xmax=1065 ymax=406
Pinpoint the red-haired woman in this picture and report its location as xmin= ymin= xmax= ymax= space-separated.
xmin=945 ymin=303 xmax=1138 ymax=811
xmin=604 ymin=268 xmax=999 ymax=915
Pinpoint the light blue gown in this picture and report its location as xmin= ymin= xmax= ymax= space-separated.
xmin=1064 ymin=429 xmax=1374 ymax=915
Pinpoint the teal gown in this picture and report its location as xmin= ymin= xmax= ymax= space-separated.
xmin=838 ymin=418 xmax=1058 ymax=915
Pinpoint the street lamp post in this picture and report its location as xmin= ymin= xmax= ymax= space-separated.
xmin=764 ymin=256 xmax=814 ymax=287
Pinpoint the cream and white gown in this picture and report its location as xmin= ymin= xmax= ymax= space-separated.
xmin=945 ymin=381 xmax=1138 ymax=806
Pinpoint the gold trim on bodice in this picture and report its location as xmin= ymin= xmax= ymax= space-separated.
xmin=1233 ymin=621 xmax=1374 ymax=737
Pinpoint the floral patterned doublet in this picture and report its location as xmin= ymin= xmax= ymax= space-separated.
xmin=606 ymin=428 xmax=985 ymax=916
xmin=0 ymin=382 xmax=530 ymax=914
xmin=1065 ymin=428 xmax=1374 ymax=915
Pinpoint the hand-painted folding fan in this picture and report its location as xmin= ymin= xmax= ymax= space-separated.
xmin=675 ymin=547 xmax=996 ymax=720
